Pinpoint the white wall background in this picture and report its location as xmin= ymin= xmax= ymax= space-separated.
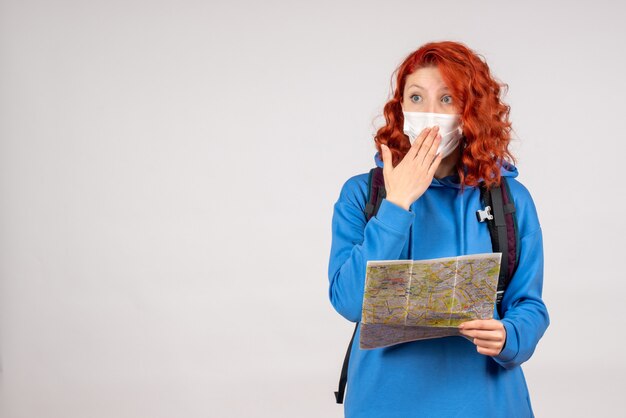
xmin=1 ymin=0 xmax=624 ymax=417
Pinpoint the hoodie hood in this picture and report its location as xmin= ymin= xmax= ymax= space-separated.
xmin=373 ymin=150 xmax=518 ymax=189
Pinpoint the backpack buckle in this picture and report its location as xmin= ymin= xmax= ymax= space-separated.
xmin=495 ymin=290 xmax=505 ymax=304
xmin=476 ymin=206 xmax=494 ymax=222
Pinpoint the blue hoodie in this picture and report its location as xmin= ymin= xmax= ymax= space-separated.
xmin=328 ymin=151 xmax=549 ymax=418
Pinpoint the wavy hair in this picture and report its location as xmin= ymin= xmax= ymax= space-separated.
xmin=374 ymin=40 xmax=516 ymax=189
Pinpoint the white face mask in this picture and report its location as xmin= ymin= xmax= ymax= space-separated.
xmin=402 ymin=111 xmax=463 ymax=158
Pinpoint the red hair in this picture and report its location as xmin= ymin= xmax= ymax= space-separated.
xmin=374 ymin=40 xmax=516 ymax=189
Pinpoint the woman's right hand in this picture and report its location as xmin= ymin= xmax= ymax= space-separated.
xmin=380 ymin=126 xmax=443 ymax=211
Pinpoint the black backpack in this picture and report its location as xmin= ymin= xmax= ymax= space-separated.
xmin=334 ymin=166 xmax=520 ymax=404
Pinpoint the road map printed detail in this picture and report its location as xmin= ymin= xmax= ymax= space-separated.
xmin=360 ymin=253 xmax=501 ymax=350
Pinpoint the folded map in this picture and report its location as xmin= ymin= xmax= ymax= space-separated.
xmin=360 ymin=253 xmax=502 ymax=349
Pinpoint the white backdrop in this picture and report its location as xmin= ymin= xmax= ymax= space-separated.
xmin=1 ymin=1 xmax=624 ymax=417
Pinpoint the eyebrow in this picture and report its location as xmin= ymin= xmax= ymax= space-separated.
xmin=407 ymin=84 xmax=450 ymax=91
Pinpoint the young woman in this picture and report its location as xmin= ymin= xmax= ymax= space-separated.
xmin=328 ymin=41 xmax=549 ymax=417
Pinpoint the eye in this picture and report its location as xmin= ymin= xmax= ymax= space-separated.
xmin=410 ymin=94 xmax=422 ymax=103
xmin=441 ymin=95 xmax=453 ymax=104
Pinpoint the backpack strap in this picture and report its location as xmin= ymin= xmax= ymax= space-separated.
xmin=478 ymin=177 xmax=519 ymax=317
xmin=501 ymin=178 xmax=521 ymax=269
xmin=336 ymin=167 xmax=385 ymax=404
xmin=334 ymin=322 xmax=358 ymax=404
xmin=364 ymin=167 xmax=385 ymax=222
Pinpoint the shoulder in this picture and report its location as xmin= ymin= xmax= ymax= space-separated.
xmin=503 ymin=177 xmax=541 ymax=237
xmin=335 ymin=171 xmax=371 ymax=212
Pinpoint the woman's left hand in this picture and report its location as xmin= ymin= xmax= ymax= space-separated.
xmin=458 ymin=319 xmax=507 ymax=356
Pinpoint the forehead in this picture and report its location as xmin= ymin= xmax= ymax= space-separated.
xmin=404 ymin=66 xmax=449 ymax=90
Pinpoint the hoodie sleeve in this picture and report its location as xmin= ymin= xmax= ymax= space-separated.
xmin=493 ymin=182 xmax=550 ymax=369
xmin=328 ymin=175 xmax=415 ymax=322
